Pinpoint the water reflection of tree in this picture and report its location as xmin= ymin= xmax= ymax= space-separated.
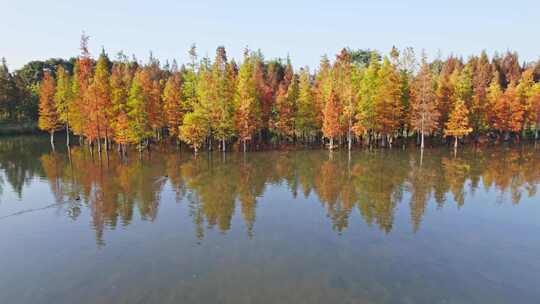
xmin=20 ymin=144 xmax=540 ymax=244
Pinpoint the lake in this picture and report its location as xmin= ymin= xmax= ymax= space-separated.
xmin=1 ymin=135 xmax=539 ymax=304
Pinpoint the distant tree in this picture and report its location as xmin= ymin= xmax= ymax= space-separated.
xmin=0 ymin=58 xmax=17 ymax=121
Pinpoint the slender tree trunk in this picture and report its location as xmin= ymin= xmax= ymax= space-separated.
xmin=243 ymin=139 xmax=247 ymax=153
xmin=222 ymin=138 xmax=226 ymax=152
xmin=454 ymin=136 xmax=458 ymax=150
xmin=329 ymin=137 xmax=334 ymax=150
xmin=420 ymin=130 xmax=425 ymax=150
xmin=347 ymin=118 xmax=352 ymax=151
xmin=66 ymin=123 xmax=70 ymax=147
xmin=50 ymin=131 xmax=55 ymax=151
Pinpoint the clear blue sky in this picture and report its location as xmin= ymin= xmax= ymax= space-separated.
xmin=2 ymin=0 xmax=539 ymax=70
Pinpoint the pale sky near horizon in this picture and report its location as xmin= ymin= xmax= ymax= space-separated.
xmin=1 ymin=0 xmax=539 ymax=70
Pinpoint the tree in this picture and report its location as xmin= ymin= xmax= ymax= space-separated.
xmin=322 ymin=90 xmax=340 ymax=150
xmin=0 ymin=58 xmax=17 ymax=121
xmin=334 ymin=48 xmax=355 ymax=150
xmin=411 ymin=57 xmax=439 ymax=149
xmin=54 ymin=65 xmax=73 ymax=146
xmin=235 ymin=51 xmax=261 ymax=152
xmin=374 ymin=57 xmax=402 ymax=146
xmin=110 ymin=58 xmax=133 ymax=149
xmin=445 ymin=98 xmax=472 ymax=149
xmin=470 ymin=51 xmax=492 ymax=134
xmin=493 ymin=83 xmax=524 ymax=139
xmin=71 ymin=34 xmax=93 ymax=139
xmin=528 ymin=83 xmax=540 ymax=139
xmin=179 ymin=111 xmax=208 ymax=153
xmin=38 ymin=71 xmax=59 ymax=148
xmin=486 ymin=72 xmax=503 ymax=130
xmin=273 ymin=75 xmax=297 ymax=140
xmin=90 ymin=50 xmax=113 ymax=152
xmin=162 ymin=71 xmax=183 ymax=140
xmin=295 ymin=67 xmax=317 ymax=141
xmin=354 ymin=51 xmax=381 ymax=144
xmin=126 ymin=70 xmax=151 ymax=150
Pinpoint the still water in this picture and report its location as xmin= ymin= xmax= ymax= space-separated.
xmin=0 ymin=136 xmax=539 ymax=304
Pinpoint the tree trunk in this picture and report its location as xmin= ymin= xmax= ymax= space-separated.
xmin=50 ymin=131 xmax=55 ymax=150
xmin=243 ymin=139 xmax=247 ymax=153
xmin=66 ymin=123 xmax=70 ymax=147
xmin=347 ymin=118 xmax=352 ymax=151
xmin=454 ymin=136 xmax=458 ymax=150
xmin=222 ymin=138 xmax=226 ymax=152
xmin=420 ymin=131 xmax=425 ymax=149
xmin=329 ymin=137 xmax=334 ymax=150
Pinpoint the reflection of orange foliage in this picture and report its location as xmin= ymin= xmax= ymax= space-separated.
xmin=36 ymin=145 xmax=540 ymax=244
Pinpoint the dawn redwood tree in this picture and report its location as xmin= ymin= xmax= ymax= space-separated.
xmin=110 ymin=59 xmax=133 ymax=148
xmin=354 ymin=52 xmax=381 ymax=145
xmin=235 ymin=51 xmax=261 ymax=152
xmin=493 ymin=83 xmax=524 ymax=140
xmin=374 ymin=57 xmax=402 ymax=146
xmin=470 ymin=51 xmax=492 ymax=134
xmin=92 ymin=50 xmax=113 ymax=151
xmin=126 ymin=69 xmax=151 ymax=151
xmin=528 ymin=83 xmax=540 ymax=139
xmin=486 ymin=72 xmax=503 ymax=130
xmin=314 ymin=55 xmax=332 ymax=133
xmin=54 ymin=65 xmax=72 ymax=146
xmin=295 ymin=67 xmax=317 ymax=141
xmin=211 ymin=47 xmax=236 ymax=151
xmin=333 ymin=48 xmax=355 ymax=150
xmin=38 ymin=71 xmax=59 ymax=148
xmin=71 ymin=34 xmax=93 ymax=141
xmin=162 ymin=71 xmax=183 ymax=140
xmin=322 ymin=90 xmax=340 ymax=150
xmin=445 ymin=98 xmax=472 ymax=149
xmin=411 ymin=57 xmax=439 ymax=149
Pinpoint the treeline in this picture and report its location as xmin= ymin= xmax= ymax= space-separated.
xmin=28 ymin=35 xmax=540 ymax=152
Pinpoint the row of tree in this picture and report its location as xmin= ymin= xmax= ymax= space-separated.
xmin=33 ymin=36 xmax=540 ymax=153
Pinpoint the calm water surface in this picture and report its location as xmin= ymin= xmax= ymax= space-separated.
xmin=1 ymin=136 xmax=539 ymax=304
